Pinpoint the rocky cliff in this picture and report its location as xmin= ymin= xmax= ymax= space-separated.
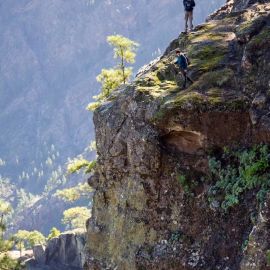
xmin=85 ymin=0 xmax=270 ymax=269
xmin=26 ymin=232 xmax=86 ymax=270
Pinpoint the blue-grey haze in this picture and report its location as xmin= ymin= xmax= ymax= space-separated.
xmin=0 ymin=0 xmax=225 ymax=193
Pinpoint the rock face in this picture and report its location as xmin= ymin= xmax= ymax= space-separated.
xmin=26 ymin=233 xmax=86 ymax=270
xmin=85 ymin=0 xmax=270 ymax=269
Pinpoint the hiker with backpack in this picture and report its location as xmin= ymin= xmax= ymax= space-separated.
xmin=175 ymin=50 xmax=193 ymax=89
xmin=183 ymin=0 xmax=196 ymax=33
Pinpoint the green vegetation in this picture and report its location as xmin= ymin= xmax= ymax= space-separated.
xmin=62 ymin=207 xmax=90 ymax=230
xmin=241 ymin=239 xmax=249 ymax=251
xmin=47 ymin=227 xmax=61 ymax=240
xmin=0 ymin=200 xmax=20 ymax=269
xmin=56 ymin=140 xmax=96 ymax=231
xmin=107 ymin=35 xmax=139 ymax=85
xmin=208 ymin=145 xmax=270 ymax=211
xmin=0 ymin=200 xmax=12 ymax=236
xmin=15 ymin=142 xmax=67 ymax=196
xmin=266 ymin=249 xmax=270 ymax=266
xmin=135 ymin=59 xmax=179 ymax=99
xmin=189 ymin=32 xmax=229 ymax=43
xmin=55 ymin=183 xmax=92 ymax=202
xmin=16 ymin=189 xmax=40 ymax=213
xmin=14 ymin=230 xmax=46 ymax=256
xmin=189 ymin=43 xmax=227 ymax=72
xmin=248 ymin=26 xmax=270 ymax=49
xmin=67 ymin=157 xmax=96 ymax=175
xmin=177 ymin=174 xmax=198 ymax=195
xmin=174 ymin=90 xmax=205 ymax=107
xmin=55 ymin=151 xmax=95 ymax=201
xmin=87 ymin=35 xmax=139 ymax=110
xmin=194 ymin=22 xmax=217 ymax=33
xmin=190 ymin=68 xmax=234 ymax=91
xmin=236 ymin=20 xmax=254 ymax=35
xmin=236 ymin=15 xmax=266 ymax=37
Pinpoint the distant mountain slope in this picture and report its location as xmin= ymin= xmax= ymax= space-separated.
xmin=0 ymin=0 xmax=224 ymax=193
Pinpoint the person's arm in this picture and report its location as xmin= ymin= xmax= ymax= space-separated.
xmin=192 ymin=0 xmax=195 ymax=7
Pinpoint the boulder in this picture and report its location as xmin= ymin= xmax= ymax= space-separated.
xmin=26 ymin=233 xmax=86 ymax=270
xmin=33 ymin=245 xmax=45 ymax=264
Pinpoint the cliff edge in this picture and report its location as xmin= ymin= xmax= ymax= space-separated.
xmin=85 ymin=0 xmax=270 ymax=269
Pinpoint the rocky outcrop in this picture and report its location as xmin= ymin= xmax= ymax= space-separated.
xmin=85 ymin=0 xmax=270 ymax=269
xmin=26 ymin=232 xmax=86 ymax=270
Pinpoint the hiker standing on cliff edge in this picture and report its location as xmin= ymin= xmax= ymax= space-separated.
xmin=183 ymin=0 xmax=196 ymax=33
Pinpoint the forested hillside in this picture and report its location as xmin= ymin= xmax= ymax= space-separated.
xmin=0 ymin=0 xmax=224 ymax=193
xmin=0 ymin=0 xmax=224 ymax=234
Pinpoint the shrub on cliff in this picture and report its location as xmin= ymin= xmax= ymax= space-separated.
xmin=47 ymin=227 xmax=61 ymax=240
xmin=208 ymin=145 xmax=270 ymax=211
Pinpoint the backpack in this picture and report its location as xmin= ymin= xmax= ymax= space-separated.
xmin=184 ymin=0 xmax=195 ymax=11
xmin=183 ymin=54 xmax=190 ymax=66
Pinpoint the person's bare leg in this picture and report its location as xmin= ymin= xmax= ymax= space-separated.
xmin=184 ymin=12 xmax=188 ymax=32
xmin=189 ymin=11 xmax=193 ymax=31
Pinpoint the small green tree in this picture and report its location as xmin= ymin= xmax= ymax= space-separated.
xmin=62 ymin=207 xmax=90 ymax=230
xmin=14 ymin=230 xmax=45 ymax=257
xmin=56 ymin=183 xmax=93 ymax=202
xmin=13 ymin=230 xmax=29 ymax=257
xmin=87 ymin=35 xmax=139 ymax=110
xmin=28 ymin=231 xmax=46 ymax=247
xmin=0 ymin=201 xmax=19 ymax=269
xmin=0 ymin=200 xmax=12 ymax=237
xmin=66 ymin=157 xmax=96 ymax=175
xmin=47 ymin=227 xmax=61 ymax=240
xmin=107 ymin=35 xmax=139 ymax=85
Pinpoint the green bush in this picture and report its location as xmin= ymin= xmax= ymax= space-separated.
xmin=266 ymin=249 xmax=270 ymax=266
xmin=208 ymin=145 xmax=270 ymax=211
xmin=177 ymin=174 xmax=198 ymax=195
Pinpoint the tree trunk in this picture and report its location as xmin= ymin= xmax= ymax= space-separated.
xmin=120 ymin=47 xmax=126 ymax=84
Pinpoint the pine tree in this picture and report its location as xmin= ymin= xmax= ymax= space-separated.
xmin=0 ymin=200 xmax=19 ymax=270
xmin=87 ymin=35 xmax=139 ymax=111
xmin=14 ymin=230 xmax=45 ymax=257
xmin=107 ymin=35 xmax=139 ymax=85
xmin=62 ymin=207 xmax=90 ymax=230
